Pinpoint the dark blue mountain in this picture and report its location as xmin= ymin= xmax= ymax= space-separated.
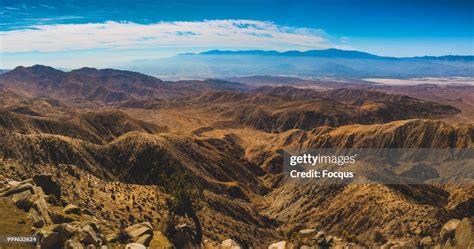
xmin=199 ymin=49 xmax=473 ymax=61
xmin=128 ymin=49 xmax=474 ymax=79
xmin=199 ymin=49 xmax=387 ymax=59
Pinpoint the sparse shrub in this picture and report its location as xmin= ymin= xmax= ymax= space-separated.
xmin=117 ymin=227 xmax=132 ymax=244
xmin=342 ymin=230 xmax=357 ymax=243
xmin=165 ymin=174 xmax=203 ymax=217
xmin=164 ymin=173 xmax=204 ymax=244
xmin=371 ymin=230 xmax=387 ymax=244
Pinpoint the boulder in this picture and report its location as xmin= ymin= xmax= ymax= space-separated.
xmin=221 ymin=239 xmax=241 ymax=249
xmin=1 ymin=179 xmax=53 ymax=230
xmin=440 ymin=219 xmax=460 ymax=242
xmin=5 ymin=179 xmax=22 ymax=188
xmin=297 ymin=229 xmax=324 ymax=245
xmin=0 ymin=183 xmax=34 ymax=197
xmin=419 ymin=236 xmax=433 ymax=248
xmin=268 ymin=240 xmax=287 ymax=249
xmin=64 ymin=204 xmax=82 ymax=215
xmin=72 ymin=225 xmax=101 ymax=247
xmin=124 ymin=222 xmax=153 ymax=246
xmin=125 ymin=222 xmax=153 ymax=238
xmin=105 ymin=232 xmax=121 ymax=244
xmin=203 ymin=239 xmax=219 ymax=249
xmin=38 ymin=227 xmax=61 ymax=249
xmin=16 ymin=191 xmax=37 ymax=211
xmin=31 ymin=187 xmax=53 ymax=226
xmin=10 ymin=190 xmax=31 ymax=205
xmin=53 ymin=223 xmax=78 ymax=238
xmin=65 ymin=239 xmax=85 ymax=249
xmin=454 ymin=217 xmax=474 ymax=249
xmin=125 ymin=243 xmax=146 ymax=249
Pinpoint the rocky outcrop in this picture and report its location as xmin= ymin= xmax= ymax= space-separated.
xmin=419 ymin=236 xmax=433 ymax=248
xmin=440 ymin=219 xmax=461 ymax=242
xmin=0 ymin=175 xmax=111 ymax=248
xmin=454 ymin=218 xmax=474 ymax=248
xmin=267 ymin=229 xmax=356 ymax=249
xmin=36 ymin=222 xmax=106 ymax=249
xmin=125 ymin=222 xmax=154 ymax=246
xmin=0 ymin=179 xmax=53 ymax=228
xmin=221 ymin=239 xmax=242 ymax=249
xmin=107 ymin=222 xmax=154 ymax=247
xmin=423 ymin=217 xmax=474 ymax=249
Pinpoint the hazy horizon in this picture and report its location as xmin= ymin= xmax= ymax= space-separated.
xmin=1 ymin=0 xmax=472 ymax=68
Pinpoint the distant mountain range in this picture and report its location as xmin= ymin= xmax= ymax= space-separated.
xmin=199 ymin=48 xmax=391 ymax=59
xmin=126 ymin=48 xmax=474 ymax=79
xmin=198 ymin=49 xmax=474 ymax=61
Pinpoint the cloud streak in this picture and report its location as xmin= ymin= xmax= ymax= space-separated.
xmin=0 ymin=19 xmax=342 ymax=53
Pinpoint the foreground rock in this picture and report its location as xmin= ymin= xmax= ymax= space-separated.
xmin=107 ymin=222 xmax=154 ymax=246
xmin=221 ymin=238 xmax=242 ymax=249
xmin=125 ymin=243 xmax=147 ymax=249
xmin=125 ymin=222 xmax=154 ymax=246
xmin=203 ymin=238 xmax=242 ymax=249
xmin=440 ymin=219 xmax=460 ymax=242
xmin=454 ymin=218 xmax=474 ymax=248
xmin=0 ymin=176 xmax=112 ymax=248
xmin=37 ymin=222 xmax=106 ymax=249
xmin=267 ymin=229 xmax=356 ymax=248
xmin=419 ymin=217 xmax=474 ymax=249
xmin=268 ymin=240 xmax=286 ymax=249
xmin=0 ymin=179 xmax=53 ymax=228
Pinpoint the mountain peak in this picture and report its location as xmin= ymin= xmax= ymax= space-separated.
xmin=197 ymin=48 xmax=385 ymax=59
xmin=71 ymin=67 xmax=100 ymax=74
xmin=11 ymin=64 xmax=65 ymax=74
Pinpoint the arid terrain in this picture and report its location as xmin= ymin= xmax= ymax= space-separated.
xmin=0 ymin=65 xmax=473 ymax=248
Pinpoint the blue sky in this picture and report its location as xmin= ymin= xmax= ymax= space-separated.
xmin=0 ymin=0 xmax=472 ymax=68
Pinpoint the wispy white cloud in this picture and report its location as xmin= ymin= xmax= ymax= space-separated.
xmin=340 ymin=36 xmax=350 ymax=43
xmin=0 ymin=19 xmax=346 ymax=53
